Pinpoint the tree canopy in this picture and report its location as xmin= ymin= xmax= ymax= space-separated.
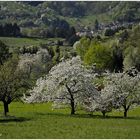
xmin=25 ymin=56 xmax=99 ymax=114
xmin=0 ymin=55 xmax=30 ymax=116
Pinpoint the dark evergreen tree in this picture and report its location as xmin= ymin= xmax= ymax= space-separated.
xmin=66 ymin=26 xmax=76 ymax=39
xmin=95 ymin=19 xmax=99 ymax=30
xmin=0 ymin=25 xmax=4 ymax=36
xmin=0 ymin=40 xmax=11 ymax=65
xmin=13 ymin=23 xmax=20 ymax=36
xmin=0 ymin=23 xmax=21 ymax=37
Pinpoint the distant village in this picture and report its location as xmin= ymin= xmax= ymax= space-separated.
xmin=76 ymin=20 xmax=139 ymax=38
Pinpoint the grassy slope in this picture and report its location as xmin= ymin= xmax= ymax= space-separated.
xmin=61 ymin=12 xmax=113 ymax=28
xmin=0 ymin=102 xmax=140 ymax=139
xmin=1 ymin=2 xmax=139 ymax=28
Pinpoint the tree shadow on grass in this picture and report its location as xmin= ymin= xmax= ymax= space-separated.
xmin=35 ymin=112 xmax=105 ymax=119
xmin=0 ymin=116 xmax=31 ymax=123
xmin=35 ymin=112 xmax=73 ymax=117
xmin=35 ymin=112 xmax=140 ymax=120
xmin=104 ymin=115 xmax=140 ymax=120
xmin=74 ymin=114 xmax=140 ymax=120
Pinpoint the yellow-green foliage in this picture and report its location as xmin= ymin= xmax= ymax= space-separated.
xmin=123 ymin=25 xmax=140 ymax=70
xmin=84 ymin=42 xmax=113 ymax=70
xmin=75 ymin=37 xmax=91 ymax=60
xmin=124 ymin=46 xmax=140 ymax=70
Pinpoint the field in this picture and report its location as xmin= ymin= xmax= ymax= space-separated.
xmin=0 ymin=102 xmax=140 ymax=139
xmin=0 ymin=37 xmax=64 ymax=48
xmin=0 ymin=37 xmax=50 ymax=48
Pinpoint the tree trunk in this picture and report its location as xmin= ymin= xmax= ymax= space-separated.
xmin=3 ymin=102 xmax=9 ymax=116
xmin=123 ymin=104 xmax=130 ymax=118
xmin=124 ymin=110 xmax=127 ymax=118
xmin=102 ymin=111 xmax=106 ymax=117
xmin=65 ymin=84 xmax=75 ymax=115
xmin=0 ymin=58 xmax=3 ymax=65
xmin=71 ymin=100 xmax=75 ymax=115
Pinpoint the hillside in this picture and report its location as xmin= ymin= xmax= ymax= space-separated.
xmin=0 ymin=1 xmax=140 ymax=30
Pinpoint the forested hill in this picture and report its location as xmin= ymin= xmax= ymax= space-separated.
xmin=0 ymin=1 xmax=140 ymax=29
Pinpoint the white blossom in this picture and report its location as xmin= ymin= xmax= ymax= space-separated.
xmin=24 ymin=56 xmax=99 ymax=114
xmin=84 ymin=69 xmax=140 ymax=117
xmin=101 ymin=71 xmax=140 ymax=117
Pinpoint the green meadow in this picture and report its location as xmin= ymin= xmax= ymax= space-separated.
xmin=0 ymin=102 xmax=140 ymax=139
xmin=0 ymin=37 xmax=64 ymax=49
xmin=0 ymin=37 xmax=49 ymax=48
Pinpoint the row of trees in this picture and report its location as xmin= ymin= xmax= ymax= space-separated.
xmin=38 ymin=26 xmax=78 ymax=45
xmin=24 ymin=56 xmax=140 ymax=117
xmin=0 ymin=21 xmax=78 ymax=46
xmin=21 ymin=24 xmax=79 ymax=45
xmin=0 ymin=23 xmax=21 ymax=37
